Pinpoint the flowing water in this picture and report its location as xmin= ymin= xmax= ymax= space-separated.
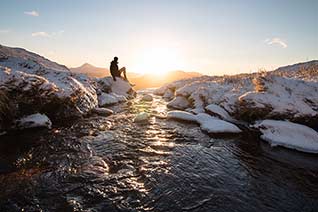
xmin=0 ymin=90 xmax=317 ymax=212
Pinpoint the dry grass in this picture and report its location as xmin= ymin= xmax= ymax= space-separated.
xmin=252 ymin=68 xmax=269 ymax=92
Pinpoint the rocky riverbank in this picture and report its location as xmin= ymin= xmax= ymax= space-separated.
xmin=155 ymin=61 xmax=318 ymax=153
xmin=0 ymin=45 xmax=135 ymax=132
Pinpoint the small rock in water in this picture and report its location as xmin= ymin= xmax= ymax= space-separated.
xmin=134 ymin=112 xmax=149 ymax=122
xmin=141 ymin=94 xmax=153 ymax=101
xmin=92 ymin=108 xmax=113 ymax=116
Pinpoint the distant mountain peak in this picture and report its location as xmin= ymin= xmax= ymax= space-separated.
xmin=81 ymin=63 xmax=94 ymax=68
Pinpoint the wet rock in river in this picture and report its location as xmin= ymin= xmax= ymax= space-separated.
xmin=141 ymin=94 xmax=153 ymax=101
xmin=134 ymin=112 xmax=149 ymax=122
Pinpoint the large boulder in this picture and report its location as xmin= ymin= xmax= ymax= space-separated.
xmin=0 ymin=45 xmax=98 ymax=126
xmin=97 ymin=77 xmax=136 ymax=98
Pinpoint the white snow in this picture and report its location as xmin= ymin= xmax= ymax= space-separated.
xmin=239 ymin=76 xmax=318 ymax=118
xmin=205 ymin=104 xmax=234 ymax=121
xmin=134 ymin=112 xmax=149 ymax=122
xmin=253 ymin=120 xmax=318 ymax=154
xmin=167 ymin=110 xmax=241 ymax=134
xmin=16 ymin=113 xmax=52 ymax=129
xmin=196 ymin=113 xmax=242 ymax=134
xmin=167 ymin=110 xmax=197 ymax=122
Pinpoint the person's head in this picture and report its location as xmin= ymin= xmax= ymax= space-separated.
xmin=114 ymin=56 xmax=118 ymax=61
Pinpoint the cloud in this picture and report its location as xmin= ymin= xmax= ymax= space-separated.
xmin=31 ymin=30 xmax=64 ymax=38
xmin=31 ymin=31 xmax=50 ymax=37
xmin=265 ymin=37 xmax=288 ymax=48
xmin=24 ymin=10 xmax=39 ymax=17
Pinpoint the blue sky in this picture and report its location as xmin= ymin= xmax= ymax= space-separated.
xmin=0 ymin=0 xmax=317 ymax=74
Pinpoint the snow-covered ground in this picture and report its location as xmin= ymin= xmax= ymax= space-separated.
xmin=157 ymin=60 xmax=318 ymax=153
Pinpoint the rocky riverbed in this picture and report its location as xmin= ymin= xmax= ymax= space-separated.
xmin=0 ymin=90 xmax=318 ymax=211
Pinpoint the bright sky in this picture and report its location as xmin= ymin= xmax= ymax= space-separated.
xmin=0 ymin=0 xmax=317 ymax=75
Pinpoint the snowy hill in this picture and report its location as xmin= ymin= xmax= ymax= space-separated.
xmin=0 ymin=44 xmax=69 ymax=73
xmin=272 ymin=60 xmax=318 ymax=81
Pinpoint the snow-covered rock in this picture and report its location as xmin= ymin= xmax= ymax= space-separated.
xmin=16 ymin=113 xmax=52 ymax=129
xmin=195 ymin=113 xmax=242 ymax=134
xmin=253 ymin=120 xmax=318 ymax=154
xmin=97 ymin=77 xmax=136 ymax=98
xmin=98 ymin=92 xmax=127 ymax=106
xmin=0 ymin=45 xmax=98 ymax=123
xmin=167 ymin=110 xmax=241 ymax=134
xmin=238 ymin=75 xmax=318 ymax=121
xmin=167 ymin=96 xmax=191 ymax=110
xmin=167 ymin=110 xmax=197 ymax=122
xmin=92 ymin=108 xmax=113 ymax=116
xmin=141 ymin=94 xmax=153 ymax=101
xmin=205 ymin=104 xmax=234 ymax=121
xmin=134 ymin=112 xmax=149 ymax=122
xmin=162 ymin=89 xmax=174 ymax=100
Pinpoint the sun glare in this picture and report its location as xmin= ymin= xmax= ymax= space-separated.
xmin=132 ymin=47 xmax=185 ymax=75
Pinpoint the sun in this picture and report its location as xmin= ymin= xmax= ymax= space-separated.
xmin=132 ymin=47 xmax=185 ymax=75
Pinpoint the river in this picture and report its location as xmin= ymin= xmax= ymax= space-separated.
xmin=0 ymin=89 xmax=317 ymax=211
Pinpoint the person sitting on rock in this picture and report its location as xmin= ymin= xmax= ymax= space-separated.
xmin=110 ymin=56 xmax=128 ymax=82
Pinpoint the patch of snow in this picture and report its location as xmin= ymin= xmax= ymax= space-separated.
xmin=16 ymin=113 xmax=52 ymax=129
xmin=205 ymin=104 xmax=234 ymax=122
xmin=167 ymin=110 xmax=197 ymax=122
xmin=196 ymin=113 xmax=242 ymax=134
xmin=239 ymin=76 xmax=318 ymax=118
xmin=167 ymin=110 xmax=241 ymax=133
xmin=253 ymin=120 xmax=318 ymax=154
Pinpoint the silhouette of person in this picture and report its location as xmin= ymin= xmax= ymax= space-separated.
xmin=110 ymin=57 xmax=128 ymax=81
